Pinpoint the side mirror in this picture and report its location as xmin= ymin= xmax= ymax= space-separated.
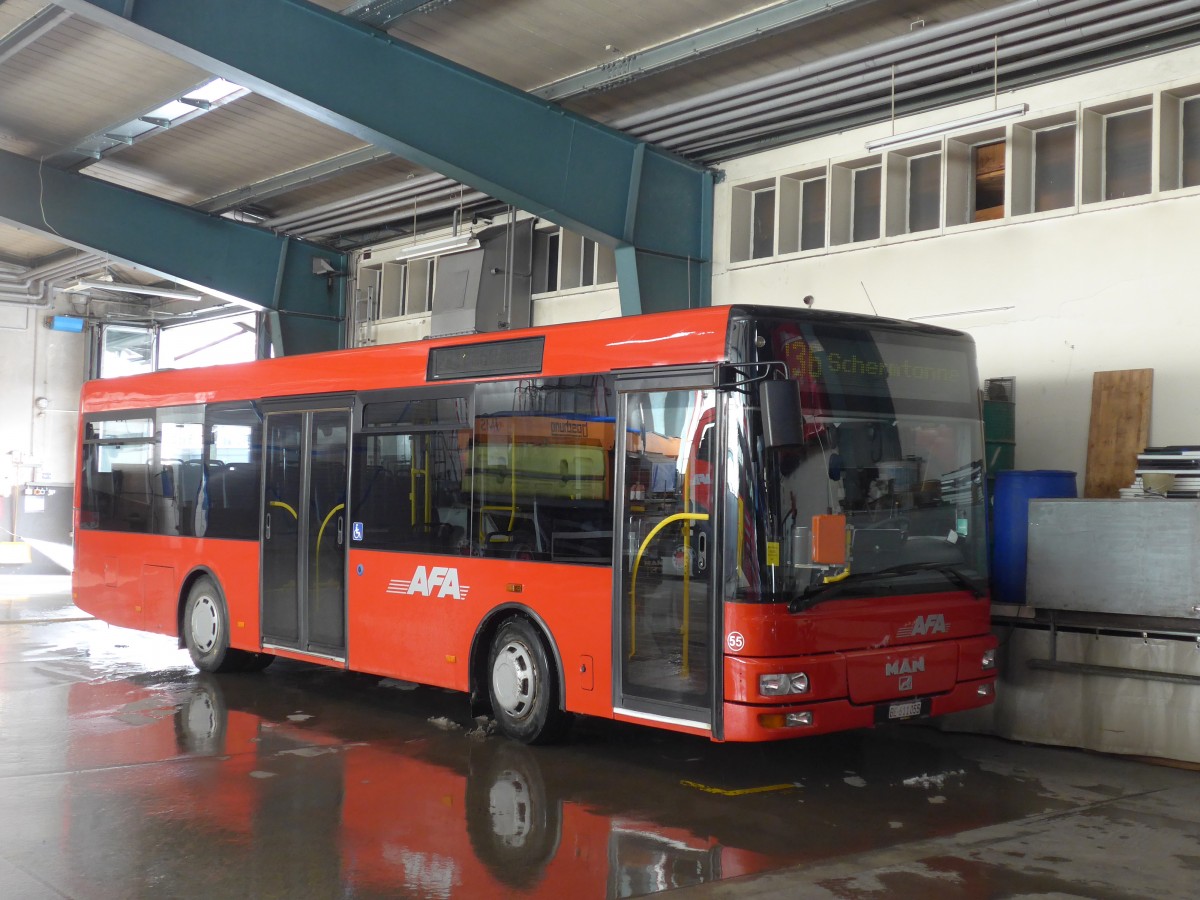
xmin=759 ymin=379 xmax=805 ymax=448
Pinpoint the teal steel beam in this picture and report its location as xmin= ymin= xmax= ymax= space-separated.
xmin=55 ymin=0 xmax=713 ymax=315
xmin=0 ymin=148 xmax=345 ymax=355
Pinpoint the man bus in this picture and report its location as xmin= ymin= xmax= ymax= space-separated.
xmin=74 ymin=305 xmax=997 ymax=744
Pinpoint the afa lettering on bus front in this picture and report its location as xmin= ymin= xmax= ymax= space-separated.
xmin=386 ymin=566 xmax=471 ymax=601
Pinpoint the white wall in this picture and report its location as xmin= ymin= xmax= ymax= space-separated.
xmin=713 ymin=47 xmax=1200 ymax=481
xmin=0 ymin=301 xmax=87 ymax=501
xmin=714 ymin=195 xmax=1200 ymax=478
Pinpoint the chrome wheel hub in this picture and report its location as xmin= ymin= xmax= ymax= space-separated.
xmin=190 ymin=595 xmax=219 ymax=653
xmin=492 ymin=640 xmax=536 ymax=720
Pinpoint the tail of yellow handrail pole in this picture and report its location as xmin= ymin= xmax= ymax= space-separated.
xmin=410 ymin=444 xmax=418 ymax=528
xmin=507 ymin=428 xmax=517 ymax=532
xmin=424 ymin=436 xmax=432 ymax=529
xmin=737 ymin=496 xmax=744 ymax=580
xmin=314 ymin=502 xmax=346 ymax=590
xmin=629 ymin=512 xmax=709 ymax=659
xmin=682 ymin=463 xmax=692 ymax=676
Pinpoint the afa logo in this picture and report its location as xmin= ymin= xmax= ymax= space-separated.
xmin=896 ymin=614 xmax=948 ymax=638
xmin=387 ymin=566 xmax=470 ymax=601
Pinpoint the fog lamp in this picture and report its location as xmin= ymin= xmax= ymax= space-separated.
xmin=758 ymin=711 xmax=814 ymax=729
xmin=977 ymin=683 xmax=994 ymax=697
xmin=981 ymin=648 xmax=996 ymax=670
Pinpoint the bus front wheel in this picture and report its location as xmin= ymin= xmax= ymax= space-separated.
xmin=487 ymin=617 xmax=569 ymax=745
xmin=183 ymin=577 xmax=273 ymax=674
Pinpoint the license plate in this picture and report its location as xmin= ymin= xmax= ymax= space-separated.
xmin=886 ymin=699 xmax=923 ymax=720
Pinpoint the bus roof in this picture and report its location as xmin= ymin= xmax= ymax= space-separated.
xmin=81 ymin=305 xmax=737 ymax=413
xmin=79 ymin=304 xmax=970 ymax=413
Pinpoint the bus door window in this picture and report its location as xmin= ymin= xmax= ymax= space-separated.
xmin=307 ymin=411 xmax=350 ymax=649
xmin=262 ymin=414 xmax=304 ymax=645
xmin=619 ymin=388 xmax=714 ymax=710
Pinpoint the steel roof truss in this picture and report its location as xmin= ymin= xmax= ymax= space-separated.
xmin=55 ymin=0 xmax=714 ymax=314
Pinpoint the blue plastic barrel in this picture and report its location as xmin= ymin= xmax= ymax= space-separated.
xmin=991 ymin=470 xmax=1077 ymax=604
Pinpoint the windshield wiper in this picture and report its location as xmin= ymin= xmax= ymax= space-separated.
xmin=789 ymin=561 xmax=984 ymax=614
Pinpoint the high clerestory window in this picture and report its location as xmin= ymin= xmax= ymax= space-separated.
xmin=778 ymin=169 xmax=827 ymax=254
xmin=850 ymin=164 xmax=882 ymax=242
xmin=751 ymin=186 xmax=776 ymax=258
xmin=726 ymin=85 xmax=1198 ymax=264
xmin=533 ymin=228 xmax=615 ymax=293
xmin=1102 ymin=106 xmax=1152 ymax=200
xmin=1183 ymin=96 xmax=1200 ymax=188
xmin=1033 ymin=123 xmax=1076 ymax=212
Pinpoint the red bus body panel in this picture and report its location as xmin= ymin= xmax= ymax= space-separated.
xmin=73 ymin=531 xmax=261 ymax=648
xmin=346 ymin=549 xmax=614 ymax=717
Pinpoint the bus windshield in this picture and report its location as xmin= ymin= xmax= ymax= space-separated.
xmin=725 ymin=316 xmax=987 ymax=604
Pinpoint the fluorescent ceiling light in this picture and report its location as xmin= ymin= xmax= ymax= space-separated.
xmin=394 ymin=233 xmax=477 ymax=262
xmin=865 ymin=104 xmax=1028 ymax=151
xmin=61 ymin=280 xmax=203 ymax=301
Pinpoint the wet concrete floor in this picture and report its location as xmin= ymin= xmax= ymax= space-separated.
xmin=1 ymin=575 xmax=1197 ymax=899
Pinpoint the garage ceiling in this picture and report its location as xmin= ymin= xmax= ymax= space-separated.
xmin=0 ymin=0 xmax=1196 ymax=324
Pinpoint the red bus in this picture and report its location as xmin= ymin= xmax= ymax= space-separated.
xmin=73 ymin=304 xmax=997 ymax=744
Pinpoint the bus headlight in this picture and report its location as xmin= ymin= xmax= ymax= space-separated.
xmin=981 ymin=648 xmax=996 ymax=670
xmin=759 ymin=672 xmax=810 ymax=696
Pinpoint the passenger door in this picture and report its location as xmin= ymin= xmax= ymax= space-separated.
xmin=613 ymin=374 xmax=718 ymax=730
xmin=261 ymin=403 xmax=352 ymax=658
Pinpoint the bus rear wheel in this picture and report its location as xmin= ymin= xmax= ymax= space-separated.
xmin=487 ymin=618 xmax=569 ymax=745
xmin=183 ymin=577 xmax=273 ymax=674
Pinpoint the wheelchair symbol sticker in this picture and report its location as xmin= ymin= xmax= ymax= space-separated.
xmin=352 ymin=521 xmax=364 ymax=542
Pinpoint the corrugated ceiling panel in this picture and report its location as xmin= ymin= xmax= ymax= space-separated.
xmin=0 ymin=15 xmax=208 ymax=156
xmin=253 ymin=156 xmax=428 ymax=220
xmin=571 ymin=0 xmax=1011 ymax=123
xmin=384 ymin=0 xmax=776 ymax=89
xmin=0 ymin=0 xmax=48 ymax=37
xmin=81 ymin=94 xmax=370 ymax=205
xmin=0 ymin=222 xmax=68 ymax=264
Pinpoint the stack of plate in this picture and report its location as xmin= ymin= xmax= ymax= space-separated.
xmin=1123 ymin=447 xmax=1200 ymax=498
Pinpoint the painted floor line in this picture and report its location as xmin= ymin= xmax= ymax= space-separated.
xmin=680 ymin=780 xmax=798 ymax=796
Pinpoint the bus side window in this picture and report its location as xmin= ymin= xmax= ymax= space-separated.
xmin=203 ymin=403 xmax=264 ymax=540
xmin=471 ymin=375 xmax=615 ymax=565
xmin=351 ymin=431 xmax=470 ymax=556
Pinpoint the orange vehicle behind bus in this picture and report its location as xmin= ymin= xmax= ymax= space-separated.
xmin=74 ymin=305 xmax=997 ymax=743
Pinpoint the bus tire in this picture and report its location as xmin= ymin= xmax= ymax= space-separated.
xmin=487 ymin=617 xmax=570 ymax=745
xmin=183 ymin=576 xmax=256 ymax=674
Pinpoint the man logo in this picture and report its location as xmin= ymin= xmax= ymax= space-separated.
xmin=387 ymin=566 xmax=470 ymax=601
xmin=897 ymin=614 xmax=948 ymax=638
xmin=885 ymin=656 xmax=925 ymax=677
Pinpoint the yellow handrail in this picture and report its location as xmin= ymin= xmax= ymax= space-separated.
xmin=629 ymin=511 xmax=709 ymax=657
xmin=269 ymin=499 xmax=297 ymax=519
xmin=315 ymin=502 xmax=345 ymax=590
xmin=682 ymin=464 xmax=692 ymax=675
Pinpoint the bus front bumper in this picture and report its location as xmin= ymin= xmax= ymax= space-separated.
xmin=720 ymin=675 xmax=997 ymax=742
